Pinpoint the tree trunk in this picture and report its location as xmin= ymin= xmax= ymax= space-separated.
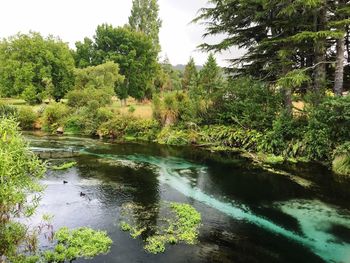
xmin=313 ymin=7 xmax=327 ymax=98
xmin=346 ymin=26 xmax=350 ymax=64
xmin=334 ymin=34 xmax=345 ymax=96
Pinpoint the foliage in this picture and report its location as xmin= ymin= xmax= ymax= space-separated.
xmin=199 ymin=53 xmax=224 ymax=96
xmin=42 ymin=103 xmax=70 ymax=132
xmin=332 ymin=142 xmax=350 ymax=176
xmin=0 ymin=32 xmax=75 ymax=103
xmin=98 ymin=116 xmax=160 ymax=141
xmin=120 ymin=202 xmax=201 ymax=254
xmin=75 ymin=25 xmax=158 ymax=101
xmin=209 ymin=78 xmax=282 ymax=130
xmin=129 ymin=0 xmax=162 ymax=52
xmin=43 ymin=227 xmax=112 ymax=262
xmin=51 ymin=162 xmax=77 ymax=171
xmin=17 ymin=106 xmax=37 ymax=130
xmin=64 ymin=104 xmax=114 ymax=135
xmin=0 ymin=102 xmax=18 ymax=118
xmin=157 ymin=127 xmax=193 ymax=145
xmin=182 ymin=57 xmax=198 ymax=91
xmin=0 ymin=118 xmax=46 ymax=259
xmin=67 ymin=61 xmax=124 ymax=108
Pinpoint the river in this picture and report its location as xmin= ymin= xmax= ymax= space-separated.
xmin=25 ymin=133 xmax=350 ymax=263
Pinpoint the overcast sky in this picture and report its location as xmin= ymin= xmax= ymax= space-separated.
xmin=0 ymin=0 xmax=243 ymax=66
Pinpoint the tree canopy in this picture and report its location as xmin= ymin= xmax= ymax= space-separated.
xmin=128 ymin=0 xmax=162 ymax=52
xmin=0 ymin=32 xmax=75 ymax=104
xmin=74 ymin=25 xmax=158 ymax=101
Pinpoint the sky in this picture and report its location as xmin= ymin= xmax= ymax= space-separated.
xmin=0 ymin=0 xmax=244 ymax=66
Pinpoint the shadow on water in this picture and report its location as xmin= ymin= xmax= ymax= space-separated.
xmin=26 ymin=134 xmax=350 ymax=263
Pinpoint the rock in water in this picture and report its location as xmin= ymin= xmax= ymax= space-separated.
xmin=56 ymin=127 xmax=64 ymax=134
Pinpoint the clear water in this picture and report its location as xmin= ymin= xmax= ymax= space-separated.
xmin=25 ymin=133 xmax=350 ymax=263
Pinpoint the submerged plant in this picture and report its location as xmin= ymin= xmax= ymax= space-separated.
xmin=51 ymin=161 xmax=77 ymax=171
xmin=119 ymin=202 xmax=201 ymax=254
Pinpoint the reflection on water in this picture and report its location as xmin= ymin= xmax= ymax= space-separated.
xmin=26 ymin=133 xmax=350 ymax=263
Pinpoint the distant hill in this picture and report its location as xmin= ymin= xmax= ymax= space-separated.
xmin=173 ymin=64 xmax=203 ymax=72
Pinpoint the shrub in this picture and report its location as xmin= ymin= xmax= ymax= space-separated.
xmin=157 ymin=127 xmax=192 ymax=145
xmin=0 ymin=103 xmax=18 ymax=118
xmin=17 ymin=106 xmax=37 ymax=130
xmin=209 ymin=77 xmax=282 ymax=130
xmin=66 ymin=88 xmax=113 ymax=108
xmin=128 ymin=105 xmax=136 ymax=113
xmin=98 ymin=116 xmax=159 ymax=140
xmin=332 ymin=142 xmax=350 ymax=176
xmin=200 ymin=125 xmax=263 ymax=151
xmin=42 ymin=102 xmax=70 ymax=131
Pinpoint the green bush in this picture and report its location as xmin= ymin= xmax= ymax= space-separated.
xmin=98 ymin=116 xmax=159 ymax=140
xmin=42 ymin=102 xmax=70 ymax=132
xmin=157 ymin=127 xmax=193 ymax=145
xmin=17 ymin=106 xmax=37 ymax=130
xmin=66 ymin=88 xmax=113 ymax=108
xmin=209 ymin=77 xmax=282 ymax=130
xmin=332 ymin=142 xmax=350 ymax=176
xmin=0 ymin=103 xmax=18 ymax=118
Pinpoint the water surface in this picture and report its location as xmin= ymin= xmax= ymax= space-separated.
xmin=25 ymin=133 xmax=350 ymax=263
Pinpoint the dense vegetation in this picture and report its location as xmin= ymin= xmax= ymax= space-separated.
xmin=0 ymin=118 xmax=112 ymax=262
xmin=1 ymin=0 xmax=350 ymax=260
xmin=0 ymin=0 xmax=349 ymax=177
xmin=1 ymin=0 xmax=349 ymax=176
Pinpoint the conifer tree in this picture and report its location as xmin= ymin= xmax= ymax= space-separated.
xmin=182 ymin=57 xmax=198 ymax=91
xmin=199 ymin=53 xmax=223 ymax=95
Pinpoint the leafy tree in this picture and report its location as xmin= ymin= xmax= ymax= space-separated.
xmin=67 ymin=61 xmax=124 ymax=108
xmin=83 ymin=25 xmax=158 ymax=102
xmin=128 ymin=0 xmax=162 ymax=52
xmin=74 ymin=37 xmax=95 ymax=68
xmin=182 ymin=57 xmax=198 ymax=91
xmin=0 ymin=32 xmax=75 ymax=103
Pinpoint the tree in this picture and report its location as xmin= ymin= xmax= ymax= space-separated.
xmin=194 ymin=0 xmax=348 ymax=106
xmin=74 ymin=37 xmax=95 ymax=68
xmin=0 ymin=32 xmax=75 ymax=103
xmin=128 ymin=0 xmax=162 ymax=52
xmin=81 ymin=25 xmax=158 ymax=102
xmin=182 ymin=57 xmax=198 ymax=91
xmin=331 ymin=0 xmax=350 ymax=95
xmin=155 ymin=56 xmax=182 ymax=92
xmin=199 ymin=53 xmax=223 ymax=96
xmin=67 ymin=61 xmax=124 ymax=108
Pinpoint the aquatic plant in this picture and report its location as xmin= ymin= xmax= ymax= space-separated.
xmin=119 ymin=202 xmax=201 ymax=254
xmin=43 ymin=227 xmax=112 ymax=262
xmin=51 ymin=161 xmax=77 ymax=170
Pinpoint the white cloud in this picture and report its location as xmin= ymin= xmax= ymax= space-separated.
xmin=0 ymin=0 xmax=244 ymax=66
